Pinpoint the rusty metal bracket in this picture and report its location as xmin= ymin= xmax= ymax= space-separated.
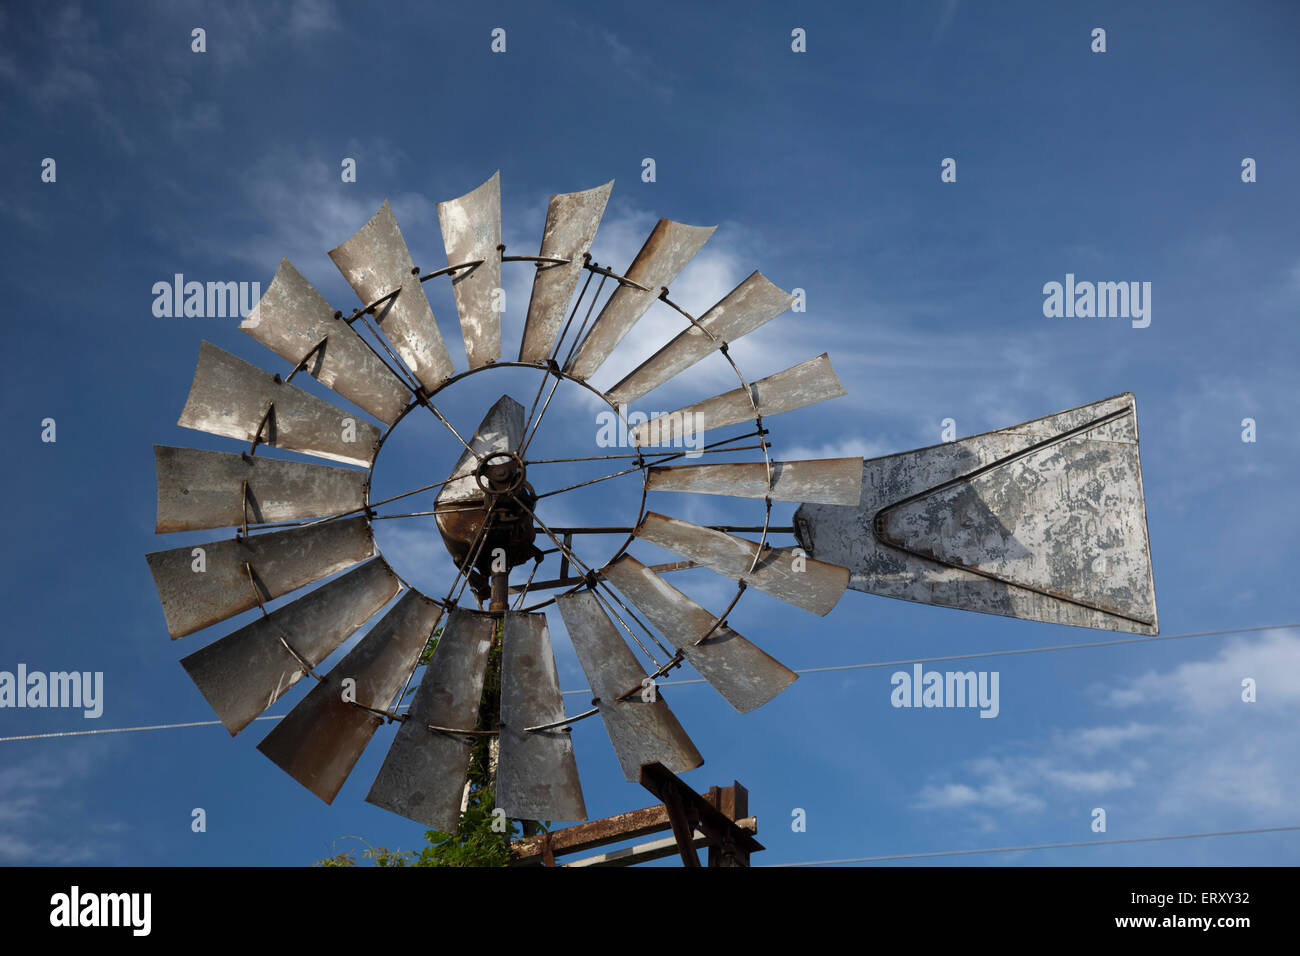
xmin=523 ymin=706 xmax=598 ymax=734
xmin=283 ymin=335 xmax=330 ymax=385
xmin=274 ymin=631 xmax=324 ymax=684
xmin=640 ymin=762 xmax=763 ymax=868
xmin=502 ymin=254 xmax=573 ymax=268
xmin=243 ymin=402 xmax=276 ymax=458
xmin=615 ymin=651 xmax=684 ymax=702
xmin=237 ymin=479 xmax=252 ymax=539
xmin=694 ymin=581 xmax=746 ymax=646
xmin=424 ymin=722 xmax=497 ymax=741
xmin=241 ymin=561 xmax=269 ymax=618
xmin=418 ymin=259 xmax=485 ymax=283
xmin=583 ymin=261 xmax=651 ymax=293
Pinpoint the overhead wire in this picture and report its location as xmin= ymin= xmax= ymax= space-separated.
xmin=768 ymin=825 xmax=1300 ymax=866
xmin=2 ymin=622 xmax=1292 ymax=743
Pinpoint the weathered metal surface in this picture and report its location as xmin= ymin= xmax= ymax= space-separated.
xmin=497 ymin=612 xmax=588 ymax=822
xmin=146 ymin=516 xmax=374 ymax=639
xmin=434 ymin=395 xmax=525 ymax=505
xmin=179 ymin=558 xmax=402 ymax=734
xmin=433 ymin=397 xmax=535 ymax=603
xmin=630 ymin=353 xmax=846 ymax=447
xmin=510 ymin=803 xmax=674 ymax=864
xmin=437 ymin=171 xmax=502 ymax=369
xmin=607 ymin=271 xmax=794 ymax=405
xmin=258 ymin=590 xmax=441 ymax=804
xmin=519 ymin=181 xmax=613 ymax=364
xmin=640 ymin=762 xmax=764 ymax=865
xmin=154 ymin=445 xmax=365 ymax=533
xmin=601 ymin=555 xmax=797 ymax=713
xmin=177 ymin=342 xmax=381 ymax=467
xmin=365 ymin=608 xmax=493 ymax=829
xmin=556 ymin=591 xmax=703 ymax=781
xmin=634 ymin=512 xmax=848 ymax=616
xmin=645 ymin=458 xmax=863 ymax=506
xmin=240 ymin=258 xmax=410 ymax=425
xmin=564 ymin=219 xmax=716 ymax=381
xmin=329 ymin=200 xmax=455 ymax=390
xmin=793 ymin=393 xmax=1159 ymax=634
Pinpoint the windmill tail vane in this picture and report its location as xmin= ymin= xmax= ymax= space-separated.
xmin=146 ymin=171 xmax=1157 ymax=829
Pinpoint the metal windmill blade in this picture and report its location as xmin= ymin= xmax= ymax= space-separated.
xmin=240 ymin=258 xmax=411 ymax=425
xmin=635 ymin=512 xmax=849 ymax=616
xmin=437 ymin=171 xmax=503 ymax=370
xmin=645 ymin=457 xmax=863 ymax=505
xmin=629 ymin=353 xmax=847 ymax=447
xmin=365 ymin=608 xmax=494 ymax=828
xmin=180 ymin=557 xmax=402 ymax=735
xmin=607 ymin=270 xmax=795 ymax=406
xmin=153 ymin=445 xmax=366 ymax=533
xmin=564 ymin=218 xmax=716 ymax=381
xmin=330 ymin=200 xmax=456 ymax=391
xmin=178 ymin=341 xmax=381 ymax=466
xmin=601 ymin=554 xmax=797 ymax=713
xmin=497 ymin=611 xmax=586 ymax=822
xmin=145 ymin=517 xmax=375 ymax=639
xmin=258 ymin=589 xmax=442 ymax=804
xmin=519 ymin=181 xmax=613 ymax=364
xmin=557 ymin=591 xmax=703 ymax=781
xmin=793 ymin=393 xmax=1158 ymax=634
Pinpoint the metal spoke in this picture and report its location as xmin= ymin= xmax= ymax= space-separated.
xmin=533 ymin=463 xmax=645 ymax=500
xmin=389 ymin=498 xmax=501 ymax=709
xmin=421 ymin=400 xmax=484 ymax=463
xmin=444 ymin=503 xmax=499 ymax=608
xmin=562 ymin=268 xmax=609 ymax=369
xmin=518 ymin=372 xmax=563 ymax=457
xmin=533 ymin=434 xmax=767 ymax=501
xmin=370 ymin=505 xmax=486 ymax=521
xmin=518 ymin=364 xmax=553 ymax=456
xmin=511 ymin=497 xmax=669 ymax=663
xmin=548 ymin=263 xmax=596 ymax=366
xmin=524 ymin=440 xmax=769 ymax=467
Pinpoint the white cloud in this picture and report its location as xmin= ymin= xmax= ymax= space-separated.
xmin=911 ymin=629 xmax=1300 ymax=836
xmin=0 ymin=747 xmax=114 ymax=864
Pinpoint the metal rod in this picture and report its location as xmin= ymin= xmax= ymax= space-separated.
xmin=584 ymin=261 xmax=650 ymax=293
xmin=519 ymin=371 xmax=563 ymax=457
xmin=282 ymin=335 xmax=330 ymax=385
xmin=534 ymin=462 xmax=647 ymax=500
xmin=548 ymin=257 xmax=594 ymax=366
xmin=562 ymin=269 xmax=609 ymax=369
xmin=511 ymin=498 xmax=663 ymax=666
xmin=418 ymin=259 xmax=485 ymax=283
xmin=357 ymin=313 xmax=421 ymax=393
xmin=502 ymin=255 xmax=572 ymax=266
xmin=524 ymin=706 xmax=598 ymax=734
xmin=421 ymin=399 xmax=484 ymax=463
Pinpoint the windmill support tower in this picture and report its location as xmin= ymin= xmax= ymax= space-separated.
xmin=510 ymin=763 xmax=761 ymax=867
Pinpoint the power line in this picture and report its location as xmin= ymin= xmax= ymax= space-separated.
xmin=558 ymin=621 xmax=1296 ymax=695
xmin=769 ymin=825 xmax=1300 ymax=866
xmin=0 ymin=622 xmax=1293 ymax=743
xmin=0 ymin=715 xmax=282 ymax=743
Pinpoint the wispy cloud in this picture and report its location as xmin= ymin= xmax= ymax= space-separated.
xmin=912 ymin=629 xmax=1300 ymax=835
xmin=0 ymin=746 xmax=119 ymax=864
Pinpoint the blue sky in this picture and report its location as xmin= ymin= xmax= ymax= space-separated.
xmin=1 ymin=0 xmax=1298 ymax=866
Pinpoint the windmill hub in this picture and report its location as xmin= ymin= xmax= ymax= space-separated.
xmin=474 ymin=450 xmax=526 ymax=496
xmin=432 ymin=412 xmax=542 ymax=607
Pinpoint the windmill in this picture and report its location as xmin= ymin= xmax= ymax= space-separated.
xmin=146 ymin=172 xmax=1157 ymax=835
